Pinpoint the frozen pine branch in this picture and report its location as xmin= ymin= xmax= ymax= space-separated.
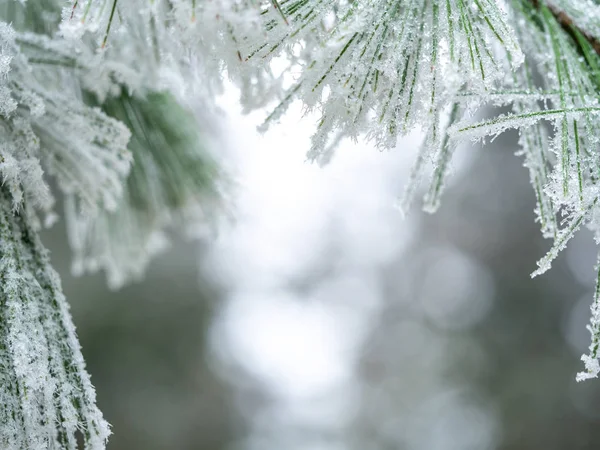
xmin=0 ymin=0 xmax=227 ymax=447
xmin=0 ymin=187 xmax=109 ymax=448
xmin=67 ymin=91 xmax=224 ymax=289
xmin=52 ymin=0 xmax=600 ymax=383
xmin=6 ymin=0 xmax=600 ymax=447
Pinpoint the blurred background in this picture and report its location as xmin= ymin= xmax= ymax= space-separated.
xmin=41 ymin=89 xmax=600 ymax=450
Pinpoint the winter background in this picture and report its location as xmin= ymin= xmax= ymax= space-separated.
xmin=41 ymin=85 xmax=600 ymax=449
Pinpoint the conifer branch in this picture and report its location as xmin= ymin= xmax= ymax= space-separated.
xmin=9 ymin=1 xmax=600 ymax=446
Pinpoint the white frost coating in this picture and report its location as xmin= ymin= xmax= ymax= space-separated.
xmin=54 ymin=0 xmax=527 ymax=223
xmin=0 ymin=20 xmax=133 ymax=220
xmin=453 ymin=2 xmax=600 ymax=381
xmin=578 ymin=355 xmax=600 ymax=382
xmin=531 ymin=197 xmax=598 ymax=278
xmin=0 ymin=189 xmax=109 ymax=449
xmin=0 ymin=2 xmax=597 ymax=447
xmin=59 ymin=0 xmax=524 ymax=151
xmin=449 ymin=108 xmax=600 ymax=141
xmin=1 ymin=2 xmax=599 ymax=437
xmin=577 ymin=254 xmax=600 ymax=382
xmin=36 ymin=102 xmax=132 ymax=215
xmin=547 ymin=0 xmax=600 ymax=41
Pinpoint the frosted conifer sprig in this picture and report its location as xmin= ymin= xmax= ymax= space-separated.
xmin=245 ymin=0 xmax=524 ymax=156
xmin=442 ymin=0 xmax=600 ymax=378
xmin=66 ymin=90 xmax=225 ymax=289
xmin=0 ymin=2 xmax=227 ymax=447
xmin=577 ymin=253 xmax=600 ymax=381
xmin=0 ymin=14 xmax=132 ymax=220
xmin=0 ymin=188 xmax=109 ymax=449
xmin=4 ymin=0 xmax=225 ymax=288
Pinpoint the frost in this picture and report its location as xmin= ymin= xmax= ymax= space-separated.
xmin=0 ymin=188 xmax=109 ymax=448
xmin=546 ymin=0 xmax=600 ymax=42
xmin=64 ymin=92 xmax=224 ymax=289
xmin=36 ymin=100 xmax=132 ymax=215
xmin=577 ymin=254 xmax=600 ymax=382
xmin=55 ymin=0 xmax=526 ymax=222
xmin=441 ymin=2 xmax=600 ymax=378
xmin=3 ymin=3 xmax=600 ymax=447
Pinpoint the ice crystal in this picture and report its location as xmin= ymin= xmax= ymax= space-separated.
xmin=0 ymin=17 xmax=132 ymax=219
xmin=3 ymin=0 xmax=223 ymax=288
xmin=0 ymin=188 xmax=109 ymax=448
xmin=0 ymin=1 xmax=224 ymax=446
xmin=66 ymin=91 xmax=224 ymax=289
xmin=577 ymin=254 xmax=600 ymax=381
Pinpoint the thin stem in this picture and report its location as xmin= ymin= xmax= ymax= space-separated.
xmin=102 ymin=0 xmax=118 ymax=49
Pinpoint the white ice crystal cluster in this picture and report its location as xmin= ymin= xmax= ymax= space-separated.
xmin=441 ymin=1 xmax=600 ymax=380
xmin=0 ymin=6 xmax=132 ymax=448
xmin=57 ymin=0 xmax=527 ymax=214
xmin=65 ymin=91 xmax=223 ymax=289
xmin=0 ymin=0 xmax=227 ymax=444
xmin=6 ymin=1 xmax=224 ymax=289
xmin=0 ymin=188 xmax=109 ymax=448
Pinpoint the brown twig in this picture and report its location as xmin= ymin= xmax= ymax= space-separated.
xmin=532 ymin=0 xmax=600 ymax=55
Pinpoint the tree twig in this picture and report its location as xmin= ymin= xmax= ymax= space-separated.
xmin=532 ymin=0 xmax=600 ymax=55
